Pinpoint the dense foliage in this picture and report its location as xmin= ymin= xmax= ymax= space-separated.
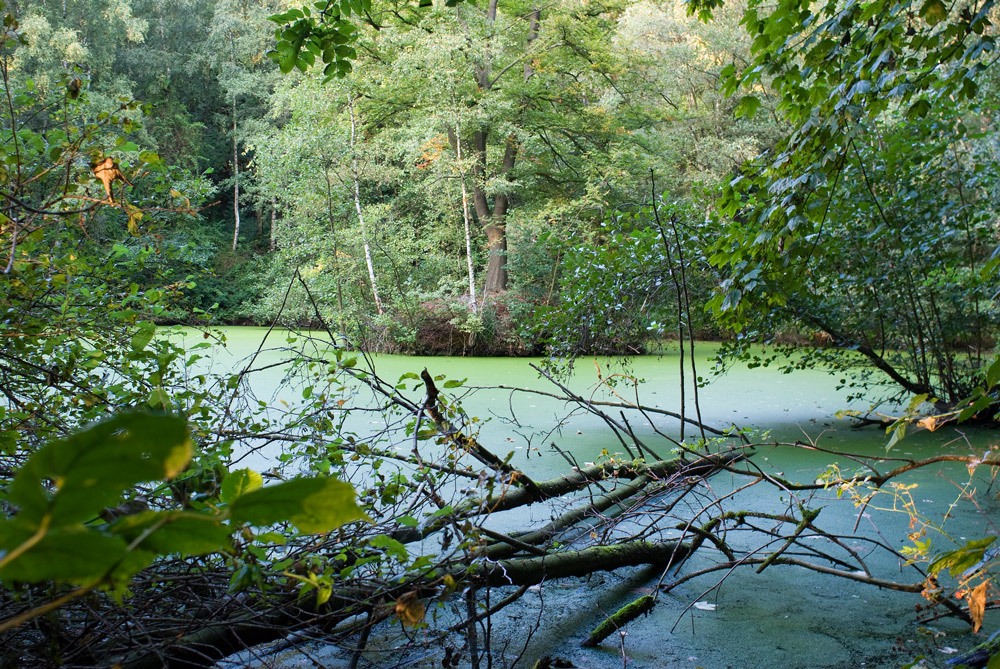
xmin=694 ymin=0 xmax=1000 ymax=403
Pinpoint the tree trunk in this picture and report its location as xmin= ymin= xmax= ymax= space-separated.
xmin=231 ymin=97 xmax=240 ymax=252
xmin=458 ymin=1 xmax=536 ymax=298
xmin=482 ymin=224 xmax=507 ymax=295
xmin=456 ymin=121 xmax=478 ymax=313
xmin=269 ymin=199 xmax=276 ymax=251
xmin=119 ymin=539 xmax=693 ymax=669
xmin=347 ymin=93 xmax=384 ymax=315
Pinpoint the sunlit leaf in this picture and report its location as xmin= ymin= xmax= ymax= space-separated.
xmin=221 ymin=469 xmax=264 ymax=504
xmin=230 ymin=477 xmax=367 ymax=533
xmin=130 ymin=321 xmax=156 ymax=352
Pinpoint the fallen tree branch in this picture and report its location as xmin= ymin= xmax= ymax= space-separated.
xmin=581 ymin=594 xmax=654 ymax=648
xmin=122 ymin=538 xmax=696 ymax=668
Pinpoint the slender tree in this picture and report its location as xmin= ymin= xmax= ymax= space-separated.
xmin=455 ymin=117 xmax=477 ymax=314
xmin=347 ymin=92 xmax=383 ymax=314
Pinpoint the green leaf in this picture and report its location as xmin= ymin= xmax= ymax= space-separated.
xmin=0 ymin=522 xmax=129 ymax=582
xmin=108 ymin=511 xmax=230 ymax=556
xmin=147 ymin=387 xmax=170 ymax=410
xmin=906 ymin=99 xmax=931 ymax=119
xmin=221 ymin=468 xmax=264 ymax=504
xmin=369 ymin=534 xmax=408 ymax=562
xmin=919 ymin=0 xmax=947 ymax=25
xmin=720 ymin=287 xmax=742 ymax=311
xmin=958 ymin=392 xmax=994 ymax=422
xmin=230 ymin=477 xmax=368 ymax=533
xmin=8 ymin=413 xmax=191 ymax=528
xmin=130 ymin=321 xmax=156 ymax=352
xmin=928 ymin=537 xmax=996 ymax=577
xmin=735 ymin=95 xmax=761 ymax=118
xmin=443 ymin=378 xmax=466 ymax=389
xmin=885 ymin=421 xmax=906 ymax=451
xmin=116 ymin=141 xmax=140 ymax=153
xmin=986 ymin=356 xmax=1000 ymax=388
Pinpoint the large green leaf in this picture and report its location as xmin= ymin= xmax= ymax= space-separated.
xmin=130 ymin=321 xmax=156 ymax=353
xmin=230 ymin=477 xmax=367 ymax=533
xmin=8 ymin=413 xmax=191 ymax=528
xmin=0 ymin=521 xmax=129 ymax=582
xmin=221 ymin=468 xmax=263 ymax=504
xmin=108 ymin=511 xmax=231 ymax=556
xmin=929 ymin=537 xmax=997 ymax=578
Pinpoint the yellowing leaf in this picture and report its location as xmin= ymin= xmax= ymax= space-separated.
xmin=969 ymin=581 xmax=987 ymax=633
xmin=127 ymin=209 xmax=144 ymax=236
xmin=221 ymin=468 xmax=263 ymax=504
xmin=917 ymin=415 xmax=950 ymax=432
xmin=163 ymin=438 xmax=193 ymax=479
xmin=919 ymin=0 xmax=947 ymax=25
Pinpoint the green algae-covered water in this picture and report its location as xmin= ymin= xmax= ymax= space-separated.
xmin=188 ymin=327 xmax=998 ymax=668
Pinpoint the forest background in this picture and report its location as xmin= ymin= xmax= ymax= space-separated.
xmin=7 ymin=0 xmax=780 ymax=356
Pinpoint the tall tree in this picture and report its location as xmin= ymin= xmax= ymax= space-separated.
xmin=347 ymin=92 xmax=384 ymax=314
xmin=206 ymin=0 xmax=282 ymax=250
xmin=270 ymin=0 xmax=687 ymax=297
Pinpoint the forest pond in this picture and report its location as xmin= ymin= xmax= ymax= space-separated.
xmin=196 ymin=327 xmax=998 ymax=668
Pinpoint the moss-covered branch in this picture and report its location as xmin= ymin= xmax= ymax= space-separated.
xmin=581 ymin=594 xmax=655 ymax=648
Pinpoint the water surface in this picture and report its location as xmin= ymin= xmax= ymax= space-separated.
xmin=193 ymin=327 xmax=998 ymax=668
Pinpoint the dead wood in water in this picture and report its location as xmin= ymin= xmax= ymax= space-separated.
xmin=5 ymin=327 xmax=993 ymax=668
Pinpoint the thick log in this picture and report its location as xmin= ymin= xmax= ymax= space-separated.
xmin=479 ymin=540 xmax=690 ymax=587
xmin=394 ymin=450 xmax=747 ymax=546
xmin=123 ymin=539 xmax=693 ymax=668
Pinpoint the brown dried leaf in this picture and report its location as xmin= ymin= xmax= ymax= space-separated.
xmin=394 ymin=591 xmax=425 ymax=627
xmin=917 ymin=415 xmax=947 ymax=432
xmin=969 ymin=581 xmax=987 ymax=633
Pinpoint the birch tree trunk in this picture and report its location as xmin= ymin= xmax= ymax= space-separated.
xmin=347 ymin=93 xmax=383 ymax=315
xmin=231 ymin=96 xmax=240 ymax=252
xmin=269 ymin=198 xmax=276 ymax=251
xmin=456 ymin=120 xmax=477 ymax=314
